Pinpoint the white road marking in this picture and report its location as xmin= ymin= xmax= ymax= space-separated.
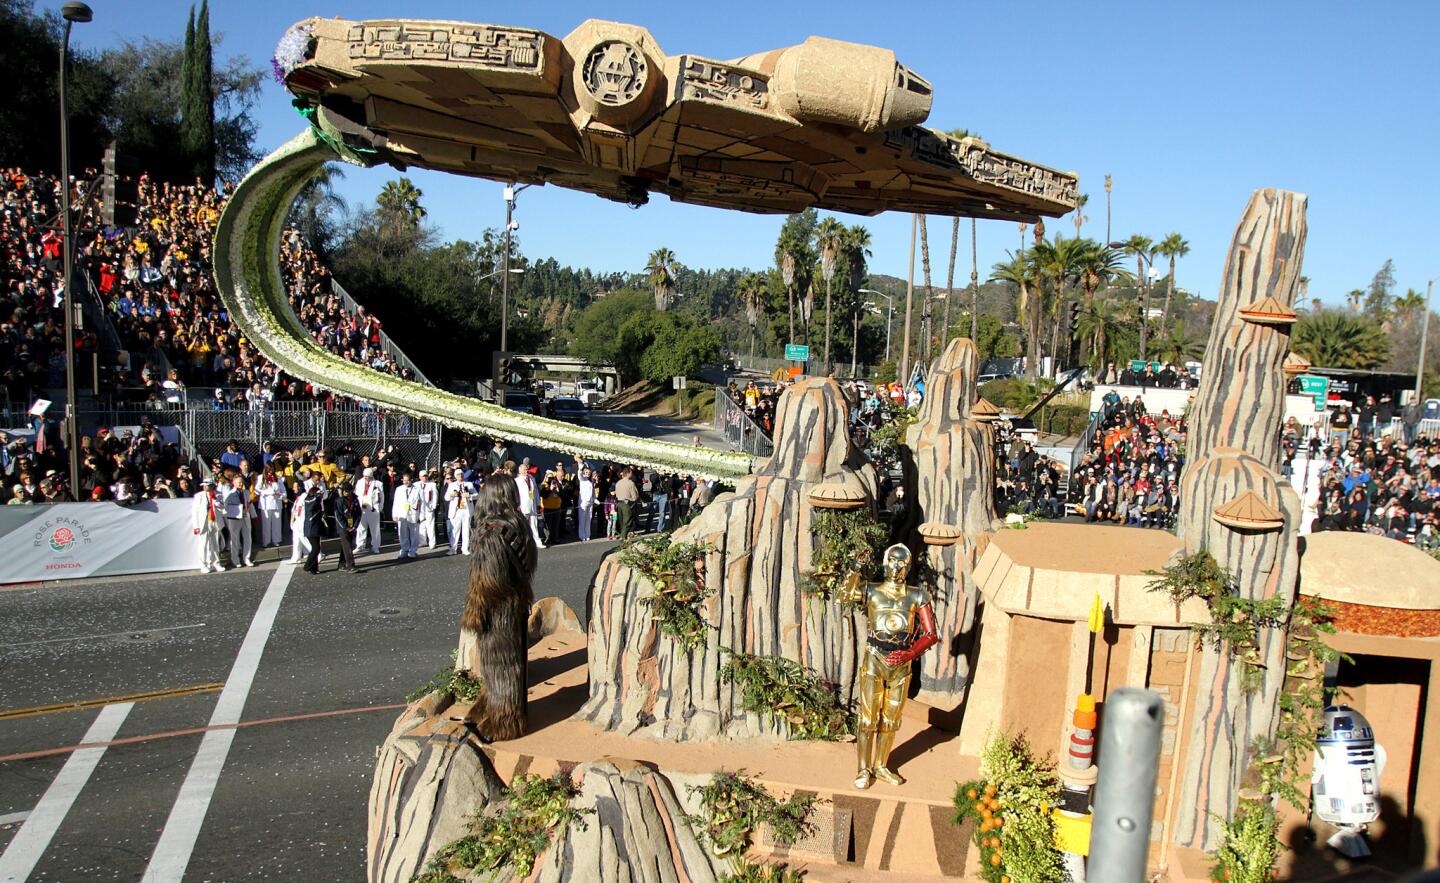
xmin=140 ymin=564 xmax=295 ymax=883
xmin=1 ymin=623 xmax=206 ymax=650
xmin=0 ymin=701 xmax=134 ymax=882
xmin=0 ymin=814 xmax=28 ymax=828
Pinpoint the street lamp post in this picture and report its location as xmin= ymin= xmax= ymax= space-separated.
xmin=59 ymin=0 xmax=93 ymax=499
xmin=500 ymin=182 xmax=532 ymax=353
xmin=858 ymin=288 xmax=893 ymax=363
xmin=1417 ymin=277 xmax=1436 ymax=401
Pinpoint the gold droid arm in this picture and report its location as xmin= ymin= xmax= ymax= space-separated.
xmin=837 ymin=567 xmax=865 ymax=605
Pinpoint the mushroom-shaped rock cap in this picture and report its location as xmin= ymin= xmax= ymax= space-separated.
xmin=972 ymin=397 xmax=1001 ymax=422
xmin=1238 ymin=295 xmax=1298 ymax=325
xmin=809 ymin=480 xmax=867 ymax=510
xmin=918 ymin=521 xmax=963 ymax=546
xmin=1212 ymin=490 xmax=1285 ymax=531
xmin=1283 ymin=351 xmax=1312 ymax=376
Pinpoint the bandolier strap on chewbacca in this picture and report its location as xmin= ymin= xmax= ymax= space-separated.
xmin=456 ymin=477 xmax=537 ymax=740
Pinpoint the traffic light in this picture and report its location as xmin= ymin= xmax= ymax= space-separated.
xmin=1067 ymin=301 xmax=1081 ymax=336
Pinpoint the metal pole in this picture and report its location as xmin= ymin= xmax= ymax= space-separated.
xmin=60 ymin=17 xmax=80 ymax=497
xmin=885 ymin=299 xmax=893 ymax=363
xmin=501 ymin=187 xmax=512 ymax=352
xmin=1416 ymin=278 xmax=1434 ymax=400
xmin=900 ymin=214 xmax=917 ymax=384
xmin=1088 ymin=688 xmax=1164 ymax=883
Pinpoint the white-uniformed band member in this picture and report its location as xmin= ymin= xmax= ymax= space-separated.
xmin=192 ymin=477 xmax=223 ymax=573
xmin=355 ymin=467 xmax=384 ymax=554
xmin=577 ymin=468 xmax=595 ymax=542
xmin=514 ymin=461 xmax=545 ymax=548
xmin=418 ymin=469 xmax=439 ymax=549
xmin=444 ymin=468 xmax=475 ymax=555
xmin=255 ymin=467 xmax=285 ymax=547
xmin=288 ymin=475 xmax=312 ymax=563
xmin=392 ymin=472 xmax=422 ymax=559
xmin=221 ymin=475 xmax=254 ymax=567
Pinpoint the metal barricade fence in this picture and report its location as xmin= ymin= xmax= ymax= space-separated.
xmin=712 ymin=387 xmax=774 ymax=459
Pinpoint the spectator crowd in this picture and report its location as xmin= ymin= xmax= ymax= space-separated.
xmin=2 ymin=166 xmax=415 ymax=413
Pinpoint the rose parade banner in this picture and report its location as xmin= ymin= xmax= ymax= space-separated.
xmin=0 ymin=500 xmax=197 ymax=583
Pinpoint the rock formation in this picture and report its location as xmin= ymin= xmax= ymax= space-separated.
xmin=580 ymin=377 xmax=880 ymax=739
xmin=1172 ymin=189 xmax=1308 ymax=850
xmin=904 ymin=338 xmax=997 ymax=703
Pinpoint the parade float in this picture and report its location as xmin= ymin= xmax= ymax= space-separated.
xmin=211 ymin=15 xmax=1440 ymax=882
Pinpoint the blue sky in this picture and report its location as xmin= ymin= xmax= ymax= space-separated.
xmin=70 ymin=1 xmax=1439 ymax=303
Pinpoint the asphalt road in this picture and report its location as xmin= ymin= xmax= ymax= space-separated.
xmin=0 ymin=407 xmax=730 ymax=882
xmin=0 ymin=535 xmax=614 ymax=882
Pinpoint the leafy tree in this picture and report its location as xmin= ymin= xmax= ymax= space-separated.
xmin=570 ymin=289 xmax=653 ymax=379
xmin=636 ymin=313 xmax=722 ymax=383
xmin=1292 ymin=309 xmax=1392 ymax=369
xmin=1365 ymin=259 xmax=1396 ymax=320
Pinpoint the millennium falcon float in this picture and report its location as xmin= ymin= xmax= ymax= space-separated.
xmin=274 ymin=18 xmax=1077 ymax=220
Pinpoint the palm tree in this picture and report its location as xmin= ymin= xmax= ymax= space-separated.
xmin=969 ymin=218 xmax=979 ymax=342
xmin=1346 ymin=289 xmax=1365 ymax=312
xmin=1071 ymin=193 xmax=1089 ymax=239
xmin=942 ymin=215 xmax=959 ymax=350
xmin=1298 ymin=276 xmax=1311 ymax=312
xmin=1103 ymin=175 xmax=1113 ymax=243
xmin=1396 ymin=288 xmax=1427 ymax=321
xmin=1076 ymin=296 xmax=1126 ymax=368
xmin=741 ymin=273 xmax=767 ymax=359
xmin=1293 ymin=310 xmax=1392 ymax=369
xmin=1075 ymin=240 xmax=1130 ymax=308
xmin=816 ymin=216 xmax=846 ymax=372
xmin=1155 ymin=232 xmax=1191 ymax=335
xmin=1120 ymin=234 xmax=1155 ymax=358
xmin=991 ymin=250 xmax=1039 ymax=378
xmin=377 ymin=177 xmax=426 ymax=229
xmin=288 ymin=162 xmax=346 ymax=254
xmin=1030 ymin=236 xmax=1084 ymax=367
xmin=646 ymin=247 xmax=676 ymax=311
xmin=918 ymin=215 xmax=934 ymax=361
xmin=845 ymin=224 xmax=873 ymax=376
xmin=1153 ymin=320 xmax=1203 ymax=364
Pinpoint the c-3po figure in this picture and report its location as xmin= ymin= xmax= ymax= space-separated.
xmin=838 ymin=543 xmax=938 ymax=789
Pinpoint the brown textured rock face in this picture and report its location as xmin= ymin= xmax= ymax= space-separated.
xmin=905 ymin=338 xmax=997 ymax=704
xmin=1172 ymin=189 xmax=1308 ymax=852
xmin=581 ymin=377 xmax=879 ymax=739
xmin=367 ymin=707 xmax=505 ymax=883
xmin=531 ymin=761 xmax=728 ymax=883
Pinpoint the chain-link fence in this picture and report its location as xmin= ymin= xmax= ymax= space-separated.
xmin=712 ymin=386 xmax=774 ymax=458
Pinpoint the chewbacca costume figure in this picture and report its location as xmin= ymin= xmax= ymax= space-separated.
xmin=456 ymin=477 xmax=536 ymax=741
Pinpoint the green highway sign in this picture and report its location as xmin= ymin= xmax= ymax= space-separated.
xmin=785 ymin=343 xmax=810 ymax=362
xmin=1297 ymin=374 xmax=1328 ymax=396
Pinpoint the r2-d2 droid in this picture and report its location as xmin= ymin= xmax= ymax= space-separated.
xmin=1311 ymin=704 xmax=1387 ymax=857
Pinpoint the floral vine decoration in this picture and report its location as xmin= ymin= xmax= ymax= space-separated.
xmin=619 ymin=532 xmax=715 ymax=650
xmin=801 ymin=507 xmax=887 ymax=604
xmin=1145 ymin=550 xmax=1285 ymax=693
xmin=718 ymin=648 xmax=852 ymax=741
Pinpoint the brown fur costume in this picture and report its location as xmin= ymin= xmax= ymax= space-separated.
xmin=458 ymin=478 xmax=536 ymax=741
